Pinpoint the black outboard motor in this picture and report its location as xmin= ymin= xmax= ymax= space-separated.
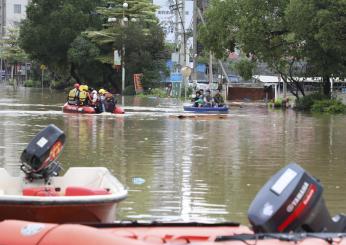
xmin=20 ymin=124 xmax=65 ymax=182
xmin=248 ymin=163 xmax=346 ymax=233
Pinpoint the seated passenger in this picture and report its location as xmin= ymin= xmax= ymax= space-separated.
xmin=67 ymin=83 xmax=80 ymax=105
xmin=78 ymin=85 xmax=91 ymax=106
xmin=104 ymin=90 xmax=116 ymax=112
xmin=204 ymin=90 xmax=213 ymax=107
xmin=90 ymin=89 xmax=98 ymax=106
xmin=97 ymin=89 xmax=106 ymax=112
xmin=213 ymin=89 xmax=225 ymax=107
xmin=191 ymin=91 xmax=201 ymax=107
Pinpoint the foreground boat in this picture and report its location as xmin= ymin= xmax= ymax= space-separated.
xmin=183 ymin=105 xmax=229 ymax=113
xmin=63 ymin=102 xmax=125 ymax=114
xmin=1 ymin=163 xmax=346 ymax=244
xmin=1 ymin=219 xmax=346 ymax=245
xmin=0 ymin=124 xmax=127 ymax=223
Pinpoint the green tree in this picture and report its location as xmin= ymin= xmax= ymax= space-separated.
xmin=85 ymin=0 xmax=168 ymax=92
xmin=198 ymin=0 xmax=238 ymax=59
xmin=19 ymin=0 xmax=102 ymax=86
xmin=285 ymin=0 xmax=346 ymax=97
xmin=232 ymin=59 xmax=256 ymax=81
xmin=199 ymin=0 xmax=346 ymax=99
xmin=0 ymin=28 xmax=28 ymax=81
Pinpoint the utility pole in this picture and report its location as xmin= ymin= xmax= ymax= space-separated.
xmin=192 ymin=0 xmax=197 ymax=82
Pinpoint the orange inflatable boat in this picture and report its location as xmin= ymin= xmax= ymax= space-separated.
xmin=62 ymin=102 xmax=125 ymax=114
xmin=1 ymin=220 xmax=346 ymax=245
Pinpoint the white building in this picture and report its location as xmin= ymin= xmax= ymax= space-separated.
xmin=153 ymin=0 xmax=193 ymax=45
xmin=0 ymin=0 xmax=30 ymax=37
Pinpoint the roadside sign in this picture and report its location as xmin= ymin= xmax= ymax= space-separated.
xmin=114 ymin=50 xmax=121 ymax=66
xmin=170 ymin=73 xmax=182 ymax=83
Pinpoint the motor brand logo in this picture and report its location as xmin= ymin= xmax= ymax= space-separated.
xmin=262 ymin=202 xmax=274 ymax=216
xmin=286 ymin=182 xmax=309 ymax=213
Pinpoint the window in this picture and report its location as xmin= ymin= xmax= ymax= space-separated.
xmin=14 ymin=4 xmax=21 ymax=14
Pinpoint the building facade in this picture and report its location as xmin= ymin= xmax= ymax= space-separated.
xmin=0 ymin=0 xmax=29 ymax=37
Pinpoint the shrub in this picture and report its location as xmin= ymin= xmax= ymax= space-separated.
xmin=24 ymin=80 xmax=40 ymax=87
xmin=50 ymin=80 xmax=66 ymax=90
xmin=273 ymin=98 xmax=283 ymax=108
xmin=180 ymin=85 xmax=193 ymax=98
xmin=123 ymin=85 xmax=136 ymax=95
xmin=148 ymin=88 xmax=167 ymax=98
xmin=311 ymin=99 xmax=346 ymax=114
xmin=295 ymin=93 xmax=328 ymax=111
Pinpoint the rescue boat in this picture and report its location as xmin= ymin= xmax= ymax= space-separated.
xmin=1 ymin=219 xmax=346 ymax=245
xmin=0 ymin=124 xmax=127 ymax=223
xmin=63 ymin=102 xmax=125 ymax=114
xmin=183 ymin=105 xmax=229 ymax=113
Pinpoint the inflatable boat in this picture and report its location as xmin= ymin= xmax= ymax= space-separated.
xmin=63 ymin=102 xmax=125 ymax=114
xmin=1 ymin=163 xmax=346 ymax=244
xmin=183 ymin=105 xmax=229 ymax=113
xmin=0 ymin=125 xmax=127 ymax=223
xmin=1 ymin=219 xmax=346 ymax=245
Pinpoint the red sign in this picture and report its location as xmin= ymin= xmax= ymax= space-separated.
xmin=134 ymin=74 xmax=144 ymax=94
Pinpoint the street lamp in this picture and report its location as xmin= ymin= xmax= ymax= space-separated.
xmin=108 ymin=2 xmax=136 ymax=106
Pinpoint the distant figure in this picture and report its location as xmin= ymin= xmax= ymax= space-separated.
xmin=67 ymin=83 xmax=80 ymax=105
xmin=167 ymin=83 xmax=172 ymax=97
xmin=217 ymin=79 xmax=223 ymax=91
xmin=213 ymin=89 xmax=225 ymax=107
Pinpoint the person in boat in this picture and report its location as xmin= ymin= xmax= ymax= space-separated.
xmin=191 ymin=91 xmax=204 ymax=107
xmin=67 ymin=83 xmax=80 ymax=105
xmin=104 ymin=90 xmax=117 ymax=112
xmin=97 ymin=88 xmax=116 ymax=113
xmin=203 ymin=89 xmax=213 ymax=107
xmin=97 ymin=89 xmax=106 ymax=112
xmin=90 ymin=89 xmax=98 ymax=106
xmin=213 ymin=89 xmax=225 ymax=107
xmin=78 ymin=85 xmax=91 ymax=106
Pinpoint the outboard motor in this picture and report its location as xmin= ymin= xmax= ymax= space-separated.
xmin=20 ymin=124 xmax=65 ymax=182
xmin=248 ymin=163 xmax=346 ymax=233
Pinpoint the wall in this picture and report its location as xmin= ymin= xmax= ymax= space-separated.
xmin=227 ymin=86 xmax=274 ymax=101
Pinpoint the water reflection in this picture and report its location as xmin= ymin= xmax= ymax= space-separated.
xmin=0 ymin=87 xmax=346 ymax=225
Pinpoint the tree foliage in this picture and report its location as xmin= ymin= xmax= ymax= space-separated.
xmin=232 ymin=59 xmax=256 ymax=81
xmin=19 ymin=0 xmax=168 ymax=91
xmin=85 ymin=0 xmax=168 ymax=91
xmin=0 ymin=28 xmax=28 ymax=64
xmin=199 ymin=0 xmax=346 ymax=98
xmin=19 ymin=0 xmax=103 ymax=85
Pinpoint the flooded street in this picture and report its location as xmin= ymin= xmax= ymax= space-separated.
xmin=1 ymin=86 xmax=346 ymax=225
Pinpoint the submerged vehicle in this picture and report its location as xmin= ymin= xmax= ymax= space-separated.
xmin=63 ymin=102 xmax=125 ymax=114
xmin=0 ymin=124 xmax=127 ymax=223
xmin=0 ymin=163 xmax=345 ymax=244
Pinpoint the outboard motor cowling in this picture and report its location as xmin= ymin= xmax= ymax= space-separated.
xmin=20 ymin=124 xmax=65 ymax=182
xmin=248 ymin=163 xmax=346 ymax=233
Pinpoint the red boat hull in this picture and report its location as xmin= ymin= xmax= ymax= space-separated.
xmin=0 ymin=220 xmax=345 ymax=245
xmin=0 ymin=202 xmax=117 ymax=223
xmin=63 ymin=103 xmax=125 ymax=114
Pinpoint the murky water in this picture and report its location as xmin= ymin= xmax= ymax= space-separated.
xmin=1 ymin=86 xmax=346 ymax=225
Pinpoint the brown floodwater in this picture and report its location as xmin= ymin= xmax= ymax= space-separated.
xmin=0 ymin=86 xmax=346 ymax=225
